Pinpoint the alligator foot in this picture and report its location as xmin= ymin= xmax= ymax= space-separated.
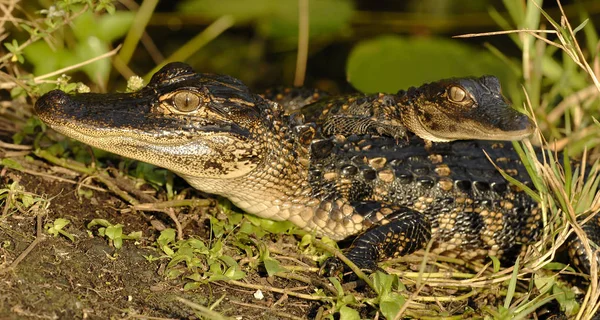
xmin=321 ymin=206 xmax=431 ymax=277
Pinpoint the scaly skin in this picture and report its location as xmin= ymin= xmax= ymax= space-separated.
xmin=261 ymin=87 xmax=327 ymax=112
xmin=34 ymin=62 xmax=595 ymax=274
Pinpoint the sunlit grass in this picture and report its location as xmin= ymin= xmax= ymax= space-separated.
xmin=452 ymin=0 xmax=600 ymax=319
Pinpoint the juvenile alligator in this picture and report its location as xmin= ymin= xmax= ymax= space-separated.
xmin=34 ymin=62 xmax=598 ymax=275
xmin=266 ymin=77 xmax=534 ymax=142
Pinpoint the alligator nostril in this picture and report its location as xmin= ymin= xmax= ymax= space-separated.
xmin=522 ymin=116 xmax=535 ymax=132
xmin=34 ymin=89 xmax=70 ymax=116
xmin=498 ymin=111 xmax=534 ymax=135
xmin=510 ymin=114 xmax=535 ymax=135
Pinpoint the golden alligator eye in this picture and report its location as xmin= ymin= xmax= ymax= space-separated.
xmin=448 ymin=86 xmax=467 ymax=102
xmin=173 ymin=91 xmax=201 ymax=112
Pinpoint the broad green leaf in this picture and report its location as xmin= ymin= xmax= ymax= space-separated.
xmin=96 ymin=11 xmax=135 ymax=42
xmin=53 ymin=218 xmax=70 ymax=229
xmin=105 ymin=224 xmax=124 ymax=240
xmin=490 ymin=255 xmax=502 ymax=273
xmin=346 ymin=35 xmax=515 ymax=93
xmin=20 ymin=194 xmax=34 ymax=208
xmin=223 ymin=266 xmax=246 ymax=280
xmin=157 ymin=228 xmax=176 ymax=247
xmin=125 ymin=231 xmax=142 ymax=240
xmin=77 ymin=188 xmax=93 ymax=199
xmin=179 ymin=0 xmax=353 ymax=39
xmin=45 ymin=218 xmax=75 ymax=242
xmin=166 ymin=268 xmax=186 ymax=279
xmin=339 ymin=305 xmax=360 ymax=320
xmin=58 ymin=230 xmax=75 ymax=242
xmin=162 ymin=245 xmax=175 ymax=256
xmin=552 ymin=281 xmax=579 ymax=316
xmin=372 ymin=271 xmax=398 ymax=295
xmin=178 ymin=0 xmax=271 ymax=22
xmin=113 ymin=237 xmax=123 ymax=249
xmin=220 ymin=255 xmax=238 ymax=267
xmin=533 ymin=275 xmax=555 ymax=294
xmin=380 ymin=293 xmax=405 ymax=320
xmin=239 ymin=220 xmax=260 ymax=236
xmin=22 ymin=41 xmax=63 ymax=76
xmin=75 ymin=36 xmax=111 ymax=85
xmin=187 ymin=238 xmax=208 ymax=251
xmin=71 ymin=11 xmax=96 ymax=40
xmin=541 ymin=262 xmax=573 ymax=271
xmin=184 ymin=282 xmax=202 ymax=291
xmin=167 ymin=254 xmax=192 ymax=269
xmin=258 ymin=219 xmax=295 ymax=234
xmin=133 ymin=163 xmax=167 ymax=188
xmin=263 ymin=257 xmax=285 ymax=276
xmin=299 ymin=234 xmax=313 ymax=247
xmin=1 ymin=159 xmax=24 ymax=170
xmin=257 ymin=0 xmax=353 ymax=38
xmin=187 ymin=272 xmax=202 ymax=282
xmin=328 ymin=277 xmax=344 ymax=297
xmin=87 ymin=218 xmax=111 ymax=228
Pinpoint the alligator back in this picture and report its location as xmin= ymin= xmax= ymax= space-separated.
xmin=307 ymin=132 xmax=542 ymax=261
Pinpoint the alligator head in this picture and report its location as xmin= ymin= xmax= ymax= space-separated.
xmin=35 ymin=62 xmax=273 ymax=181
xmin=401 ymin=76 xmax=534 ymax=142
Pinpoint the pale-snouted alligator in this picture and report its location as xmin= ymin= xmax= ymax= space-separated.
xmin=34 ymin=62 xmax=598 ymax=276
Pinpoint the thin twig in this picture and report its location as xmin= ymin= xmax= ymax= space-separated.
xmin=132 ymin=199 xmax=213 ymax=210
xmin=226 ymin=279 xmax=332 ymax=301
xmin=454 ymin=29 xmax=556 ymax=38
xmin=293 ymin=0 xmax=309 ymax=87
xmin=0 ymin=141 xmax=32 ymax=150
xmin=0 ymin=211 xmax=45 ymax=274
xmin=35 ymin=45 xmax=121 ymax=82
xmin=229 ymin=300 xmax=307 ymax=320
xmin=144 ymin=15 xmax=235 ymax=80
xmin=165 ymin=208 xmax=184 ymax=241
xmin=175 ymin=297 xmax=232 ymax=320
xmin=118 ymin=0 xmax=159 ymax=65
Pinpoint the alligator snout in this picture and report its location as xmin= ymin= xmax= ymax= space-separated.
xmin=500 ymin=112 xmax=535 ymax=132
xmin=34 ymin=89 xmax=71 ymax=120
xmin=493 ymin=109 xmax=535 ymax=140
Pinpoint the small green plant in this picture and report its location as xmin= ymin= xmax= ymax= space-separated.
xmin=370 ymin=271 xmax=406 ymax=319
xmin=149 ymin=202 xmax=301 ymax=290
xmin=327 ymin=276 xmax=361 ymax=319
xmin=45 ymin=218 xmax=75 ymax=242
xmin=0 ymin=180 xmax=47 ymax=218
xmin=1 ymin=1 xmax=122 ymax=100
xmin=154 ymin=228 xmax=246 ymax=289
xmin=87 ymin=218 xmax=142 ymax=249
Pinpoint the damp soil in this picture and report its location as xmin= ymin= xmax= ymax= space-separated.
xmin=0 ymin=158 xmax=322 ymax=320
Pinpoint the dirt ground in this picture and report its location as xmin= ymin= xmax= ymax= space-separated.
xmin=0 ymin=154 xmax=323 ymax=320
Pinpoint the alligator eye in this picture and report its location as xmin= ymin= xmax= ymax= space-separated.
xmin=173 ymin=91 xmax=201 ymax=112
xmin=448 ymin=86 xmax=467 ymax=102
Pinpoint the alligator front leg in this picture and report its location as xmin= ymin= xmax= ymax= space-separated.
xmin=322 ymin=205 xmax=431 ymax=276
